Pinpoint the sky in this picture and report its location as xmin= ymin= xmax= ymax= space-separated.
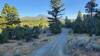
xmin=0 ymin=0 xmax=100 ymax=19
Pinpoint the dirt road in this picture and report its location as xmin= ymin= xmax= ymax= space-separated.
xmin=31 ymin=28 xmax=69 ymax=56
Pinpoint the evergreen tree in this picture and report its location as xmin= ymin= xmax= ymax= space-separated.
xmin=1 ymin=3 xmax=20 ymax=25
xmin=85 ymin=0 xmax=98 ymax=18
xmin=48 ymin=0 xmax=64 ymax=34
xmin=65 ymin=16 xmax=71 ymax=28
xmin=85 ymin=0 xmax=98 ymax=35
xmin=72 ymin=11 xmax=83 ymax=33
xmin=95 ymin=10 xmax=100 ymax=35
xmin=82 ymin=14 xmax=92 ymax=33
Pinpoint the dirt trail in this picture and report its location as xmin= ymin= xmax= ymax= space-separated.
xmin=30 ymin=28 xmax=69 ymax=56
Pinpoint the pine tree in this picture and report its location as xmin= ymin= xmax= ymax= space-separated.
xmin=48 ymin=0 xmax=64 ymax=34
xmin=85 ymin=0 xmax=98 ymax=35
xmin=73 ymin=11 xmax=83 ymax=33
xmin=85 ymin=0 xmax=98 ymax=18
xmin=95 ymin=10 xmax=100 ymax=35
xmin=1 ymin=3 xmax=20 ymax=25
xmin=1 ymin=3 xmax=11 ymax=17
xmin=65 ymin=16 xmax=71 ymax=28
xmin=82 ymin=14 xmax=91 ymax=33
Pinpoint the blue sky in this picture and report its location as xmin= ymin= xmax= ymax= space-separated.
xmin=0 ymin=0 xmax=100 ymax=19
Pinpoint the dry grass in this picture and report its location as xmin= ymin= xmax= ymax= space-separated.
xmin=0 ymin=34 xmax=57 ymax=56
xmin=65 ymin=34 xmax=100 ymax=56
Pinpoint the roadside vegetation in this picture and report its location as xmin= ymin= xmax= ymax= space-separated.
xmin=65 ymin=0 xmax=100 ymax=36
xmin=0 ymin=3 xmax=50 ymax=44
xmin=0 ymin=0 xmax=100 ymax=56
xmin=64 ymin=0 xmax=100 ymax=56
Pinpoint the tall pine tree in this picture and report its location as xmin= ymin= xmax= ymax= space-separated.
xmin=85 ymin=0 xmax=98 ymax=35
xmin=48 ymin=0 xmax=64 ymax=34
xmin=85 ymin=0 xmax=98 ymax=19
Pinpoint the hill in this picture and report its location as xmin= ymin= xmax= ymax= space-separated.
xmin=20 ymin=16 xmax=49 ymax=28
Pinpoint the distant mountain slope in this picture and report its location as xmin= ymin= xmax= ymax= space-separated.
xmin=20 ymin=15 xmax=48 ymax=20
xmin=20 ymin=15 xmax=49 ymax=28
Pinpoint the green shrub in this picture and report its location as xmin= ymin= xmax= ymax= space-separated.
xmin=49 ymin=23 xmax=61 ymax=34
xmin=13 ymin=25 xmax=26 ymax=40
xmin=0 ymin=25 xmax=42 ymax=42
xmin=0 ymin=34 xmax=8 ymax=43
xmin=32 ymin=26 xmax=41 ymax=39
xmin=1 ymin=26 xmax=13 ymax=40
